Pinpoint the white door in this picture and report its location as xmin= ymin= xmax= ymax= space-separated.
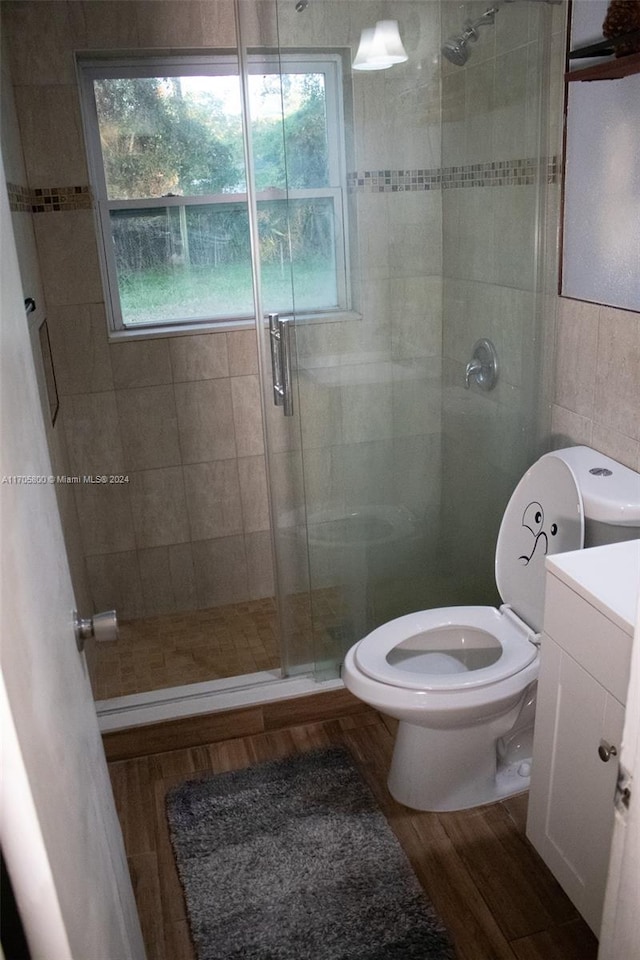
xmin=0 ymin=156 xmax=146 ymax=959
xmin=527 ymin=634 xmax=625 ymax=934
xmin=599 ymin=594 xmax=640 ymax=959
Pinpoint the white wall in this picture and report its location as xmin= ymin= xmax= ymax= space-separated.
xmin=0 ymin=144 xmax=146 ymax=960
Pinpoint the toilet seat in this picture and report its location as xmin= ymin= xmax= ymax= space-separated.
xmin=353 ymin=453 xmax=584 ymax=698
xmin=354 ymin=605 xmax=538 ymax=692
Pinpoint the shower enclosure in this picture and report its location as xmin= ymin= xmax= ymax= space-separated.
xmin=248 ymin=0 xmax=554 ymax=682
xmin=13 ymin=0 xmax=555 ymax=710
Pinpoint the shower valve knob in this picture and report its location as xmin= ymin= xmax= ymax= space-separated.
xmin=74 ymin=609 xmax=118 ymax=651
xmin=464 ymin=338 xmax=498 ymax=391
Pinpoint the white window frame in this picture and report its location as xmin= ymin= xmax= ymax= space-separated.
xmin=79 ymin=54 xmax=350 ymax=335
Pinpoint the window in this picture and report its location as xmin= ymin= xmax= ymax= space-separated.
xmin=80 ymin=55 xmax=349 ymax=333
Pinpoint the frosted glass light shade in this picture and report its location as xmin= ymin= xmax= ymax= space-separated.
xmin=352 ymin=28 xmax=386 ymax=71
xmin=352 ymin=20 xmax=408 ymax=71
xmin=375 ymin=21 xmax=408 ymax=64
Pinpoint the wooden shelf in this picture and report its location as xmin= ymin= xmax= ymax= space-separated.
xmin=566 ymin=51 xmax=640 ymax=81
xmin=567 ymin=27 xmax=640 ymax=81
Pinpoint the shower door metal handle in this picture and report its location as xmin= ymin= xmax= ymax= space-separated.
xmin=267 ymin=313 xmax=294 ymax=416
xmin=278 ymin=317 xmax=294 ymax=417
xmin=268 ymin=312 xmax=284 ymax=407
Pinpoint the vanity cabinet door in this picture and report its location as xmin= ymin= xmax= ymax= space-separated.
xmin=527 ymin=634 xmax=625 ymax=935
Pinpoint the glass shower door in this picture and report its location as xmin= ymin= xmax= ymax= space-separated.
xmin=438 ymin=0 xmax=553 ymax=602
xmin=270 ymin=0 xmax=448 ymax=679
xmin=235 ymin=3 xmax=317 ymax=677
xmin=238 ymin=0 xmax=400 ymax=679
xmin=244 ymin=0 xmax=553 ymax=682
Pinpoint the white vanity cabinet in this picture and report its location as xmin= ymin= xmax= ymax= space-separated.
xmin=527 ymin=540 xmax=639 ymax=936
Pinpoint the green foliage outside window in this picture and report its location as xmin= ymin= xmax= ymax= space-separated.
xmin=88 ymin=64 xmax=343 ymax=325
xmin=95 ymin=74 xmax=328 ymax=200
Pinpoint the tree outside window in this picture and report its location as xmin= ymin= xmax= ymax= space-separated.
xmin=81 ymin=57 xmax=348 ymax=331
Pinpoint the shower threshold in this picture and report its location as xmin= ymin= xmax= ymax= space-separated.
xmin=96 ymin=670 xmax=343 ymax=733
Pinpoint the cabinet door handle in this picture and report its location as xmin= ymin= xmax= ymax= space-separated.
xmin=598 ymin=740 xmax=618 ymax=763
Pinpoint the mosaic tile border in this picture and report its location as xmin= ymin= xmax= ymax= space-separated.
xmin=348 ymin=156 xmax=559 ymax=193
xmin=8 ymin=157 xmax=559 ymax=212
xmin=7 ymin=182 xmax=93 ymax=213
xmin=6 ymin=182 xmax=32 ymax=212
xmin=32 ymin=184 xmax=92 ymax=212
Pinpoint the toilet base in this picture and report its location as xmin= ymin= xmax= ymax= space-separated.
xmin=387 ymin=716 xmax=532 ymax=812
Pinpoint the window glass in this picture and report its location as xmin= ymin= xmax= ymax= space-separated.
xmin=110 ymin=205 xmax=253 ymax=324
xmin=250 ymin=73 xmax=329 ymax=190
xmin=257 ymin=198 xmax=337 ymax=312
xmin=94 ymin=76 xmax=246 ymax=200
xmin=84 ymin=58 xmax=345 ymax=330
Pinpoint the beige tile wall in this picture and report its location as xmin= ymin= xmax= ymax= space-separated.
xmin=64 ymin=329 xmax=275 ymax=618
xmin=550 ymin=301 xmax=640 ymax=471
xmin=438 ymin=0 xmax=556 ymax=596
xmin=440 ymin=0 xmax=548 ymax=402
xmin=2 ymin=0 xmax=447 ymax=619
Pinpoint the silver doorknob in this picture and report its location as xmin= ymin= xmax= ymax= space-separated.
xmin=598 ymin=740 xmax=618 ymax=763
xmin=74 ymin=609 xmax=118 ymax=651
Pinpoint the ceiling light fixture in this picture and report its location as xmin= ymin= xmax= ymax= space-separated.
xmin=352 ymin=20 xmax=408 ymax=71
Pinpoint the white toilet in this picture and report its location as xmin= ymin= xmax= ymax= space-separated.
xmin=342 ymin=446 xmax=640 ymax=812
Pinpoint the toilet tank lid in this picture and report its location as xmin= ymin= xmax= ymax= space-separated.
xmin=495 ymin=453 xmax=584 ymax=634
xmin=550 ymin=446 xmax=640 ymax=526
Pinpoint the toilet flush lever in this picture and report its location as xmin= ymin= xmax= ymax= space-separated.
xmin=74 ymin=609 xmax=118 ymax=652
xmin=465 ymin=338 xmax=498 ymax=390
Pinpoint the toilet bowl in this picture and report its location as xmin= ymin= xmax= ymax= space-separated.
xmin=342 ymin=446 xmax=640 ymax=812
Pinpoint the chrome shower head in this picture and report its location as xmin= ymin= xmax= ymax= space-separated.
xmin=441 ymin=35 xmax=471 ymax=66
xmin=441 ymin=6 xmax=496 ymax=66
xmin=442 ymin=0 xmax=561 ymax=66
xmin=295 ymin=0 xmax=309 ymax=11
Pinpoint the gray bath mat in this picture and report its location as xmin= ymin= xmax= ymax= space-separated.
xmin=166 ymin=746 xmax=455 ymax=960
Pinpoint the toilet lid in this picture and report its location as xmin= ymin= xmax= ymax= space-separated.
xmin=354 ymin=606 xmax=538 ymax=691
xmin=495 ymin=453 xmax=584 ymax=633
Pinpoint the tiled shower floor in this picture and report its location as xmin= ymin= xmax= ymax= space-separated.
xmin=93 ymin=587 xmax=355 ymax=701
xmin=93 ymin=597 xmax=280 ymax=700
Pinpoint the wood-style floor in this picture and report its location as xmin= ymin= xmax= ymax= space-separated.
xmin=108 ymin=706 xmax=599 ymax=960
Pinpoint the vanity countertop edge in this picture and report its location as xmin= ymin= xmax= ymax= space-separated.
xmin=545 ymin=539 xmax=640 ymax=637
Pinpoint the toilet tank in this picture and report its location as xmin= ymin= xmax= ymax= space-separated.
xmin=551 ymin=446 xmax=640 ymax=547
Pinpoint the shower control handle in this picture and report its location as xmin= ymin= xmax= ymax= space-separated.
xmin=464 ymin=338 xmax=498 ymax=391
xmin=74 ymin=609 xmax=118 ymax=652
xmin=465 ymin=358 xmax=483 ymax=387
